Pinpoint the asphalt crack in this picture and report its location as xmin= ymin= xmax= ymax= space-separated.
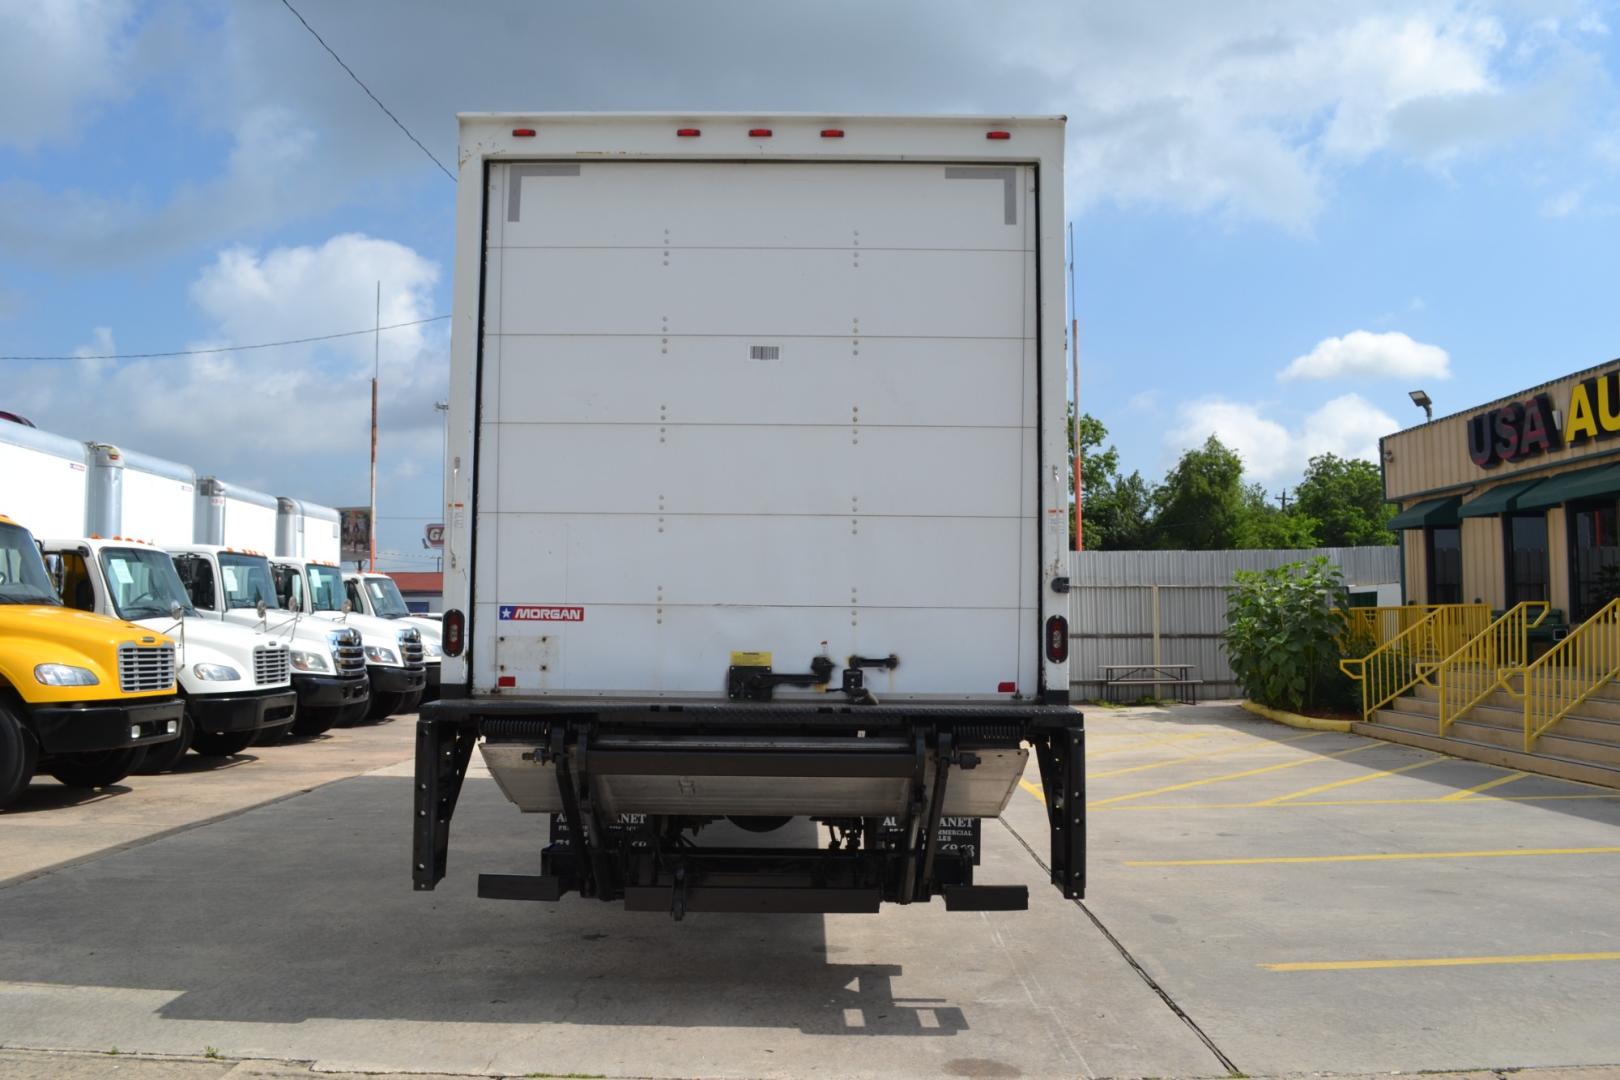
xmin=998 ymin=815 xmax=1244 ymax=1078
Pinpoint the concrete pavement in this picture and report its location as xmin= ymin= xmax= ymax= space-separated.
xmin=3 ymin=704 xmax=1619 ymax=1078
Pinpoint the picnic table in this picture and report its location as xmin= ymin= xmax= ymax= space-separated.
xmin=1100 ymin=663 xmax=1202 ymax=704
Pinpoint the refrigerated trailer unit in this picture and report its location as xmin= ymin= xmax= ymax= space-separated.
xmin=87 ymin=445 xmax=195 ymax=546
xmin=275 ymin=498 xmax=342 ymax=564
xmin=196 ymin=478 xmax=278 ymax=551
xmin=417 ymin=114 xmax=1084 ymax=917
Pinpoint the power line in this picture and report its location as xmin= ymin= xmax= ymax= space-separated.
xmin=278 ymin=0 xmax=455 ymax=182
xmin=0 ymin=316 xmax=448 ymax=361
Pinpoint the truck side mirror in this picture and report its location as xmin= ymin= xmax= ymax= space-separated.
xmin=256 ymin=599 xmax=267 ymax=619
xmin=342 ymin=600 xmax=353 ymax=614
xmin=170 ymin=601 xmax=184 ymax=621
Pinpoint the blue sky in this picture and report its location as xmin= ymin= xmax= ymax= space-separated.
xmin=2 ymin=0 xmax=1619 ymax=562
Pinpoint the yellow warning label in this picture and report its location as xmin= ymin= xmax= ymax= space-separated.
xmin=730 ymin=651 xmax=773 ymax=667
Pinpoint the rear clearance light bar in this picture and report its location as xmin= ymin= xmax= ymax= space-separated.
xmin=986 ymin=130 xmax=1012 ymax=140
xmin=512 ymin=128 xmax=536 ymax=137
xmin=676 ymin=128 xmax=701 ymax=137
xmin=748 ymin=128 xmax=772 ymax=138
xmin=821 ymin=129 xmax=844 ymax=138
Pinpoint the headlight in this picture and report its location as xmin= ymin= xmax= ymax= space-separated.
xmin=365 ymin=646 xmax=399 ymax=664
xmin=192 ymin=663 xmax=241 ymax=681
xmin=35 ymin=663 xmax=99 ymax=687
xmin=422 ymin=640 xmax=442 ymax=658
xmin=290 ymin=649 xmax=331 ymax=673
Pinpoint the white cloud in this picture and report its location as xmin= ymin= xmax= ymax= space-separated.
xmin=9 ymin=233 xmax=449 ymax=532
xmin=1169 ymin=393 xmax=1399 ymax=483
xmin=0 ymin=0 xmax=137 ymax=149
xmin=1279 ymin=330 xmax=1452 ymax=382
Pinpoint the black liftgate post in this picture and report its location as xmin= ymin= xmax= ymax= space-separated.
xmin=1033 ymin=721 xmax=1086 ymax=899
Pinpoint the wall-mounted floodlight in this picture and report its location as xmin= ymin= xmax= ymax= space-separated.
xmin=1409 ymin=389 xmax=1433 ymax=422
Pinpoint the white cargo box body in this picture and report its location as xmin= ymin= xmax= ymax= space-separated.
xmin=275 ymin=498 xmax=342 ymax=563
xmin=88 ymin=445 xmax=196 ymax=546
xmin=196 ymin=477 xmax=279 ymax=552
xmin=0 ymin=423 xmax=88 ymax=537
xmin=445 ymin=114 xmax=1070 ymax=702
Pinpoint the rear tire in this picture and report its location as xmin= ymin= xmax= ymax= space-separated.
xmin=726 ymin=815 xmax=794 ymax=833
xmin=135 ymin=713 xmax=193 ymax=773
xmin=0 ymin=703 xmax=38 ymax=809
xmin=190 ymin=728 xmax=256 ymax=757
xmin=290 ymin=708 xmax=335 ymax=738
xmin=367 ymin=690 xmax=406 ymax=721
xmin=48 ymin=746 xmax=144 ymax=790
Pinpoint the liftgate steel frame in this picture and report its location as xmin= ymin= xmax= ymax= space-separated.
xmin=414 ymin=699 xmax=1084 ymax=916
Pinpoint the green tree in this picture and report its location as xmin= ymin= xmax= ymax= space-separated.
xmin=1292 ymin=454 xmax=1395 ymax=546
xmin=1236 ymin=482 xmax=1319 ymax=549
xmin=1152 ymin=436 xmax=1248 ymax=550
xmin=1087 ymin=469 xmax=1158 ymax=550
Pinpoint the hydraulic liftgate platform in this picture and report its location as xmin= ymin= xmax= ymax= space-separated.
xmin=414 ymin=699 xmax=1084 ymax=918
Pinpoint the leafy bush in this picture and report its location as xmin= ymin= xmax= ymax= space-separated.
xmin=1224 ymin=557 xmax=1351 ymax=712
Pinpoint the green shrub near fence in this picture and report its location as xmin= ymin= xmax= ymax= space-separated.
xmin=1224 ymin=556 xmax=1361 ymax=713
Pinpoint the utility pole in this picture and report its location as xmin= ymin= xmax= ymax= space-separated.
xmin=1279 ymin=488 xmax=1290 ymax=512
xmin=370 ymin=281 xmax=379 ymax=572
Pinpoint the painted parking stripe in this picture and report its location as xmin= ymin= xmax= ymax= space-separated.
xmin=1264 ymin=951 xmax=1620 ymax=972
xmin=1439 ymin=770 xmax=1529 ymax=800
xmin=1255 ymin=756 xmax=1443 ymax=805
xmin=1090 ymin=730 xmax=1332 ymax=780
xmin=1090 ymin=792 xmax=1618 ymax=812
xmin=1128 ymin=845 xmax=1620 ymax=867
xmin=1088 ymin=744 xmax=1380 ymax=807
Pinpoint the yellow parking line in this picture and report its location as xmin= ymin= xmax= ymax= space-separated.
xmin=1440 ymin=771 xmax=1528 ymax=800
xmin=1019 ymin=779 xmax=1044 ymax=800
xmin=1087 ymin=732 xmax=1216 ymax=759
xmin=1264 ymin=951 xmax=1620 ymax=972
xmin=1089 ymin=744 xmax=1380 ymax=807
xmin=1129 ymin=845 xmax=1620 ymax=868
xmin=1255 ymin=757 xmax=1442 ymax=805
xmin=1090 ymin=730 xmax=1332 ymax=780
xmin=1094 ymin=793 xmax=1619 ymax=812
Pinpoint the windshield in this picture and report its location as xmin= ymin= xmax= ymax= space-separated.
xmin=307 ymin=564 xmax=349 ymax=612
xmin=0 ymin=523 xmax=62 ymax=606
xmin=100 ymin=547 xmax=196 ymax=620
xmin=365 ymin=576 xmax=411 ymax=617
xmin=217 ymin=553 xmax=281 ymax=610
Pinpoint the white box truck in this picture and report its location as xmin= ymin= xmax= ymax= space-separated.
xmin=168 ymin=545 xmax=370 ymax=735
xmin=266 ymin=556 xmax=428 ymax=719
xmin=343 ymin=571 xmax=443 ymax=701
xmin=40 ymin=536 xmax=298 ymax=766
xmin=0 ymin=422 xmax=89 ymax=537
xmin=417 ymin=114 xmax=1084 ymax=916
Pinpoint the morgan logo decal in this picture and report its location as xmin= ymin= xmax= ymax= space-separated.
xmin=499 ymin=605 xmax=585 ymax=622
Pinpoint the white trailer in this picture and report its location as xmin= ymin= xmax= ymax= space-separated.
xmin=0 ymin=423 xmax=88 ymax=537
xmin=87 ymin=444 xmax=195 ymax=547
xmin=275 ymin=498 xmax=342 ymax=564
xmin=417 ymin=114 xmax=1083 ymax=917
xmin=195 ymin=478 xmax=278 ymax=552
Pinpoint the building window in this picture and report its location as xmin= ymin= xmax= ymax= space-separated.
xmin=1569 ymin=500 xmax=1620 ymax=621
xmin=1504 ymin=512 xmax=1550 ymax=605
xmin=1426 ymin=526 xmax=1462 ymax=604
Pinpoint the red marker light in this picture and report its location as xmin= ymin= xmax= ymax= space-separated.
xmin=820 ymin=128 xmax=845 ymax=138
xmin=497 ymin=675 xmax=516 ymax=688
xmin=1045 ymin=615 xmax=1070 ymax=663
xmin=997 ymin=681 xmax=1017 ymax=694
xmin=749 ymin=128 xmax=772 ymax=138
xmin=512 ymin=128 xmax=536 ymax=137
xmin=986 ymin=130 xmax=1011 ymax=140
xmin=443 ymin=609 xmax=465 ymax=657
xmin=676 ymin=128 xmax=701 ymax=137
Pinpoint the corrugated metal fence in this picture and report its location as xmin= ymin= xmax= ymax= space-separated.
xmin=1067 ymin=547 xmax=1401 ymax=700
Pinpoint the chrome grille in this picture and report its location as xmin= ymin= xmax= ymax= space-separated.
xmin=332 ymin=629 xmax=366 ymax=677
xmin=400 ymin=629 xmax=424 ymax=671
xmin=253 ymin=644 xmax=290 ymax=686
xmin=118 ymin=643 xmax=175 ymax=693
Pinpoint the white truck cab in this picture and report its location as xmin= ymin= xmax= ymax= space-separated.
xmin=167 ymin=545 xmax=369 ymax=735
xmin=268 ymin=557 xmax=427 ymax=720
xmin=40 ymin=537 xmax=298 ymax=768
xmin=343 ymin=572 xmax=442 ymax=702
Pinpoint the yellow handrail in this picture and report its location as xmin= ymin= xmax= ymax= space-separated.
xmin=1339 ymin=604 xmax=1493 ymax=723
xmin=1341 ymin=605 xmax=1445 ymax=649
xmin=1521 ymin=598 xmax=1620 ymax=751
xmin=1430 ymin=601 xmax=1550 ymax=736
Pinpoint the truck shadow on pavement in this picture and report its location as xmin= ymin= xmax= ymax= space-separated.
xmin=0 ymin=776 xmax=969 ymax=1036
xmin=1 ymin=782 xmax=131 ymax=813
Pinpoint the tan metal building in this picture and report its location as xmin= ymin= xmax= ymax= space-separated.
xmin=1385 ymin=359 xmax=1620 ymax=624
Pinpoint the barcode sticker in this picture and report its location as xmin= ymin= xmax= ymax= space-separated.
xmin=748 ymin=345 xmax=780 ymax=361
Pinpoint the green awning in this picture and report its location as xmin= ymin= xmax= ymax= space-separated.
xmin=1458 ymin=478 xmax=1546 ymax=518
xmin=1387 ymin=495 xmax=1461 ymax=530
xmin=1516 ymin=461 xmax=1620 ymax=511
